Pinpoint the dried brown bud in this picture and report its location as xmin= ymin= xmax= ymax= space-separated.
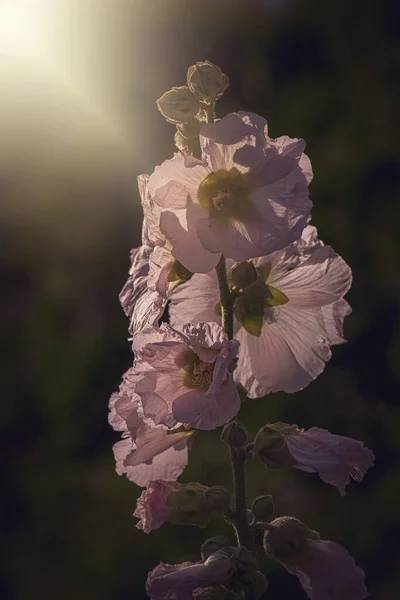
xmin=187 ymin=61 xmax=229 ymax=103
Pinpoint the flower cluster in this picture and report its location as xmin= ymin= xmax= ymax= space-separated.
xmin=109 ymin=61 xmax=373 ymax=599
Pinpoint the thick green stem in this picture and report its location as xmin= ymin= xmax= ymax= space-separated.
xmin=204 ymin=103 xmax=215 ymax=124
xmin=215 ymin=255 xmax=234 ymax=340
xmin=230 ymin=447 xmax=252 ymax=550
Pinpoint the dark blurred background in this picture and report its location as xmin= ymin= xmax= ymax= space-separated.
xmin=1 ymin=0 xmax=399 ymax=598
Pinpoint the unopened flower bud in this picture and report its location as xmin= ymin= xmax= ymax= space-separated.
xmin=254 ymin=423 xmax=299 ymax=469
xmin=263 ymin=516 xmax=320 ymax=573
xmin=157 ymin=86 xmax=199 ymax=123
xmin=221 ymin=421 xmax=248 ymax=448
xmin=251 ymin=494 xmax=274 ymax=521
xmin=187 ymin=61 xmax=229 ymax=103
xmin=231 ymin=261 xmax=258 ymax=289
xmin=204 ymin=485 xmax=231 ymax=512
xmin=201 ymin=535 xmax=230 ymax=560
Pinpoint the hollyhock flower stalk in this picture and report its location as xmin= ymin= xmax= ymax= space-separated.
xmin=108 ymin=60 xmax=374 ymax=600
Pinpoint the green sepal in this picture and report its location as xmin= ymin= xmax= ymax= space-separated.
xmin=264 ymin=285 xmax=289 ymax=307
xmin=167 ymin=260 xmax=193 ymax=286
xmin=240 ymin=314 xmax=263 ymax=337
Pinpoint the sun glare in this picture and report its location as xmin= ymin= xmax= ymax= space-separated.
xmin=0 ymin=1 xmax=34 ymax=55
xmin=0 ymin=0 xmax=135 ymax=158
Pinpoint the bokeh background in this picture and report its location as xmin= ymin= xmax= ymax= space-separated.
xmin=2 ymin=0 xmax=400 ymax=598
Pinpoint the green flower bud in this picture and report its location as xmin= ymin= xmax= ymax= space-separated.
xmin=157 ymin=86 xmax=199 ymax=124
xmin=200 ymin=535 xmax=231 ymax=560
xmin=251 ymin=494 xmax=274 ymax=521
xmin=263 ymin=516 xmax=320 ymax=573
xmin=187 ymin=60 xmax=229 ymax=103
xmin=221 ymin=421 xmax=248 ymax=448
xmin=204 ymin=485 xmax=231 ymax=512
xmin=254 ymin=423 xmax=300 ymax=469
xmin=231 ymin=261 xmax=258 ymax=289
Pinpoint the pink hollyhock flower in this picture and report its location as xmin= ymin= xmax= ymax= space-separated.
xmin=255 ymin=424 xmax=374 ymax=495
xmin=263 ymin=517 xmax=368 ymax=600
xmin=132 ymin=322 xmax=240 ymax=430
xmin=119 ymin=174 xmax=167 ymax=334
xmin=146 ymin=550 xmax=236 ymax=600
xmin=285 ymin=427 xmax=375 ymax=496
xmin=169 ymin=225 xmax=352 ymax=397
xmin=109 ymin=387 xmax=192 ymax=487
xmin=148 ymin=111 xmax=312 ymax=273
xmin=119 ymin=245 xmax=167 ymax=336
xmin=120 ymin=174 xmax=198 ymax=327
xmin=295 ymin=540 xmax=368 ymax=599
xmin=134 ymin=480 xmax=180 ymax=533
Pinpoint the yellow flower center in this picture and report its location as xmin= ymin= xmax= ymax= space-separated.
xmin=176 ymin=350 xmax=215 ymax=389
xmin=191 ymin=361 xmax=214 ymax=388
xmin=197 ymin=168 xmax=250 ymax=220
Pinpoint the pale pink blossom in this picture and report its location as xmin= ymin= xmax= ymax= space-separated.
xmin=146 ymin=551 xmax=236 ymax=600
xmin=148 ymin=111 xmax=312 ymax=273
xmin=109 ymin=387 xmax=192 ymax=487
xmin=119 ymin=174 xmax=167 ymax=333
xmin=134 ymin=480 xmax=180 ymax=533
xmin=285 ymin=427 xmax=375 ymax=496
xmin=264 ymin=518 xmax=368 ymax=599
xmin=132 ymin=322 xmax=240 ymax=430
xmin=119 ymin=245 xmax=167 ymax=336
xmin=169 ymin=225 xmax=352 ymax=397
xmin=295 ymin=540 xmax=368 ymax=600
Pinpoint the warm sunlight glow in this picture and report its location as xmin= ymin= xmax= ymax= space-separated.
xmin=0 ymin=1 xmax=34 ymax=55
xmin=0 ymin=0 xmax=137 ymax=163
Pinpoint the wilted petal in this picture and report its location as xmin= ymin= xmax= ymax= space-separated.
xmin=134 ymin=480 xmax=180 ymax=533
xmin=285 ymin=427 xmax=375 ymax=495
xmin=295 ymin=540 xmax=368 ymax=599
xmin=119 ymin=245 xmax=166 ymax=335
xmin=109 ymin=384 xmax=192 ymax=487
xmin=147 ymin=551 xmax=236 ymax=600
xmin=113 ymin=428 xmax=191 ymax=488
